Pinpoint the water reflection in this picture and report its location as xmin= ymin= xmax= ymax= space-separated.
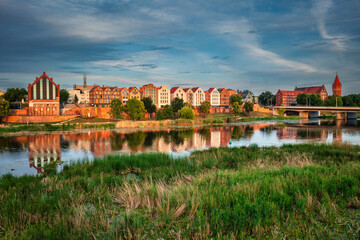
xmin=0 ymin=119 xmax=359 ymax=176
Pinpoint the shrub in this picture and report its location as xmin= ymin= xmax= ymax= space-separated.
xmin=277 ymin=107 xmax=286 ymax=116
xmin=156 ymin=105 xmax=175 ymax=120
xmin=178 ymin=107 xmax=194 ymax=119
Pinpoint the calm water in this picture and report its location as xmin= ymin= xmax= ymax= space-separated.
xmin=0 ymin=119 xmax=359 ymax=176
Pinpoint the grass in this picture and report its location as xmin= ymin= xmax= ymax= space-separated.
xmin=1 ymin=143 xmax=360 ymax=239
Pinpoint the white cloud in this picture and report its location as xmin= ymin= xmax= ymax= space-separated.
xmin=311 ymin=0 xmax=348 ymax=51
xmin=214 ymin=19 xmax=317 ymax=73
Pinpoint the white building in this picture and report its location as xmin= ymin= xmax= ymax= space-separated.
xmin=170 ymin=86 xmax=187 ymax=102
xmin=206 ymin=88 xmax=220 ymax=106
xmin=191 ymin=87 xmax=205 ymax=106
xmin=156 ymin=85 xmax=170 ymax=108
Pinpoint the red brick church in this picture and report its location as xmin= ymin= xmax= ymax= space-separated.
xmin=275 ymin=74 xmax=342 ymax=106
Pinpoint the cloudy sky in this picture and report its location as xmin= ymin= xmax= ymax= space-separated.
xmin=0 ymin=0 xmax=359 ymax=95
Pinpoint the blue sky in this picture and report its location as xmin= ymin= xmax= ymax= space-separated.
xmin=0 ymin=0 xmax=359 ymax=95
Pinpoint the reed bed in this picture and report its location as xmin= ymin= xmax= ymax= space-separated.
xmin=1 ymin=143 xmax=360 ymax=239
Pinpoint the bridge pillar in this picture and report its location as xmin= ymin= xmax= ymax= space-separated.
xmin=347 ymin=112 xmax=357 ymax=119
xmin=309 ymin=111 xmax=320 ymax=118
xmin=336 ymin=112 xmax=346 ymax=120
xmin=299 ymin=112 xmax=309 ymax=118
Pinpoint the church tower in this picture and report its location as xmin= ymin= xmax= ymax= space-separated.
xmin=332 ymin=73 xmax=342 ymax=96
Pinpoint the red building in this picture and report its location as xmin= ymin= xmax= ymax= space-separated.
xmin=332 ymin=74 xmax=342 ymax=96
xmin=276 ymin=85 xmax=328 ymax=106
xmin=28 ymin=72 xmax=60 ymax=116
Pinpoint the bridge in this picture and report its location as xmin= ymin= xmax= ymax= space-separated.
xmin=272 ymin=106 xmax=360 ymax=119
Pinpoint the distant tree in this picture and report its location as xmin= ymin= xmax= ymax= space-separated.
xmin=109 ymin=99 xmax=123 ymax=119
xmin=0 ymin=97 xmax=10 ymax=122
xmin=230 ymin=94 xmax=243 ymax=106
xmin=171 ymin=97 xmax=184 ymax=113
xmin=230 ymin=102 xmax=241 ymax=116
xmin=277 ymin=107 xmax=286 ymax=116
xmin=342 ymin=96 xmax=355 ymax=107
xmin=141 ymin=97 xmax=156 ymax=113
xmin=259 ymin=91 xmax=275 ymax=106
xmin=184 ymin=102 xmax=193 ymax=108
xmin=309 ymin=94 xmax=323 ymax=106
xmin=296 ymin=93 xmax=307 ymax=105
xmin=178 ymin=106 xmax=194 ymax=119
xmin=244 ymin=101 xmax=254 ymax=114
xmin=199 ymin=101 xmax=211 ymax=117
xmin=3 ymin=88 xmax=27 ymax=102
xmin=60 ymin=89 xmax=70 ymax=103
xmin=125 ymin=98 xmax=146 ymax=120
xmin=239 ymin=90 xmax=254 ymax=96
xmin=74 ymin=94 xmax=79 ymax=104
xmin=325 ymin=95 xmax=343 ymax=107
xmin=156 ymin=105 xmax=174 ymax=120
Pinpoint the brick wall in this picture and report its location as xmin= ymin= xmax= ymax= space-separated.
xmin=3 ymin=115 xmax=78 ymax=123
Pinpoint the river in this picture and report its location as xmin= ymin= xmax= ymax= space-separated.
xmin=0 ymin=119 xmax=359 ymax=176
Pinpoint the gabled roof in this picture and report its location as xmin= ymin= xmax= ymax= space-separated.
xmin=207 ymin=88 xmax=218 ymax=93
xmin=119 ymin=87 xmax=129 ymax=92
xmin=277 ymin=90 xmax=304 ymax=96
xmin=192 ymin=87 xmax=201 ymax=92
xmin=183 ymin=88 xmax=193 ymax=93
xmin=170 ymin=86 xmax=181 ymax=93
xmin=218 ymin=88 xmax=227 ymax=93
xmin=333 ymin=74 xmax=342 ymax=88
xmin=128 ymin=86 xmax=139 ymax=92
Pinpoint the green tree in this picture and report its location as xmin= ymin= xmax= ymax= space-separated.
xmin=342 ymin=96 xmax=355 ymax=107
xmin=309 ymin=94 xmax=323 ymax=106
xmin=125 ymin=98 xmax=146 ymax=120
xmin=296 ymin=93 xmax=307 ymax=105
xmin=230 ymin=102 xmax=241 ymax=116
xmin=244 ymin=101 xmax=254 ymax=114
xmin=0 ymin=97 xmax=10 ymax=122
xmin=171 ymin=97 xmax=184 ymax=113
xmin=74 ymin=94 xmax=79 ymax=104
xmin=325 ymin=95 xmax=343 ymax=107
xmin=178 ymin=106 xmax=194 ymax=119
xmin=109 ymin=99 xmax=123 ymax=119
xmin=60 ymin=89 xmax=70 ymax=103
xmin=3 ymin=88 xmax=27 ymax=102
xmin=259 ymin=91 xmax=275 ymax=106
xmin=156 ymin=105 xmax=175 ymax=120
xmin=230 ymin=94 xmax=243 ymax=106
xmin=141 ymin=97 xmax=156 ymax=113
xmin=199 ymin=101 xmax=211 ymax=117
xmin=239 ymin=90 xmax=254 ymax=95
xmin=184 ymin=102 xmax=193 ymax=108
xmin=277 ymin=107 xmax=286 ymax=116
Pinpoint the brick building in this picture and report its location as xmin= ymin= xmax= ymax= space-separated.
xmin=89 ymin=85 xmax=121 ymax=107
xmin=218 ymin=88 xmax=230 ymax=107
xmin=28 ymin=72 xmax=60 ymax=116
xmin=140 ymin=83 xmax=158 ymax=105
xmin=332 ymin=74 xmax=342 ymax=96
xmin=276 ymin=84 xmax=329 ymax=106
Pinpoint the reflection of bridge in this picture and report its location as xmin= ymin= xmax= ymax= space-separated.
xmin=273 ymin=106 xmax=360 ymax=119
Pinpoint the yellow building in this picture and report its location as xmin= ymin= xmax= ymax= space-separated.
xmin=128 ymin=87 xmax=140 ymax=100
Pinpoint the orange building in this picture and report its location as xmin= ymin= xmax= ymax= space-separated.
xmin=128 ymin=87 xmax=140 ymax=100
xmin=218 ymin=88 xmax=230 ymax=107
xmin=28 ymin=72 xmax=60 ymax=116
xmin=140 ymin=83 xmax=158 ymax=104
xmin=89 ymin=85 xmax=121 ymax=107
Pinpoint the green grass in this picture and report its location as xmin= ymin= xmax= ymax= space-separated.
xmin=1 ymin=144 xmax=360 ymax=239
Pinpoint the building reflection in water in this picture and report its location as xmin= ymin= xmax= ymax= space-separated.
xmin=28 ymin=134 xmax=61 ymax=174
xmin=9 ymin=120 xmax=360 ymax=175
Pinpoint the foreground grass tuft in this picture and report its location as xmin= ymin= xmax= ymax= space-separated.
xmin=1 ymin=143 xmax=360 ymax=239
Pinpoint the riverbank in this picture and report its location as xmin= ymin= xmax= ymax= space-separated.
xmin=0 ymin=114 xmax=300 ymax=135
xmin=1 ymin=143 xmax=359 ymax=239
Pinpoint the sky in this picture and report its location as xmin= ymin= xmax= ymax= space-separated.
xmin=0 ymin=0 xmax=359 ymax=95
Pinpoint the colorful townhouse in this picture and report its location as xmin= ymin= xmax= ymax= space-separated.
xmin=156 ymin=85 xmax=170 ymax=108
xmin=128 ymin=87 xmax=140 ymax=100
xmin=218 ymin=88 xmax=230 ymax=107
xmin=170 ymin=86 xmax=187 ymax=102
xmin=183 ymin=88 xmax=195 ymax=106
xmin=140 ymin=83 xmax=158 ymax=105
xmin=205 ymin=88 xmax=220 ymax=107
xmin=192 ymin=87 xmax=205 ymax=106
xmin=119 ymin=87 xmax=129 ymax=105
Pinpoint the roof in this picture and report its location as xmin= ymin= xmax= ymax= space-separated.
xmin=183 ymin=88 xmax=193 ymax=93
xmin=294 ymin=86 xmax=324 ymax=94
xmin=207 ymin=88 xmax=217 ymax=93
xmin=277 ymin=90 xmax=304 ymax=96
xmin=170 ymin=86 xmax=181 ymax=93
xmin=128 ymin=87 xmax=138 ymax=92
xmin=333 ymin=74 xmax=342 ymax=88
xmin=192 ymin=87 xmax=200 ymax=92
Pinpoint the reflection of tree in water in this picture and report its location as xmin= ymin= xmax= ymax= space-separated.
xmin=243 ymin=126 xmax=254 ymax=139
xmin=297 ymin=129 xmax=322 ymax=139
xmin=110 ymin=133 xmax=124 ymax=150
xmin=178 ymin=129 xmax=194 ymax=140
xmin=143 ymin=132 xmax=157 ymax=147
xmin=231 ymin=126 xmax=243 ymax=140
xmin=260 ymin=125 xmax=275 ymax=135
xmin=198 ymin=128 xmax=211 ymax=141
xmin=60 ymin=136 xmax=70 ymax=149
xmin=125 ymin=132 xmax=146 ymax=152
xmin=156 ymin=129 xmax=195 ymax=146
xmin=0 ymin=136 xmax=23 ymax=153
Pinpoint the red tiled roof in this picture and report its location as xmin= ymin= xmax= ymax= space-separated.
xmin=170 ymin=87 xmax=180 ymax=93
xmin=294 ymin=86 xmax=324 ymax=94
xmin=183 ymin=88 xmax=192 ymax=93
xmin=192 ymin=87 xmax=200 ymax=92
xmin=333 ymin=74 xmax=342 ymax=88
xmin=277 ymin=90 xmax=304 ymax=96
xmin=207 ymin=87 xmax=215 ymax=93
